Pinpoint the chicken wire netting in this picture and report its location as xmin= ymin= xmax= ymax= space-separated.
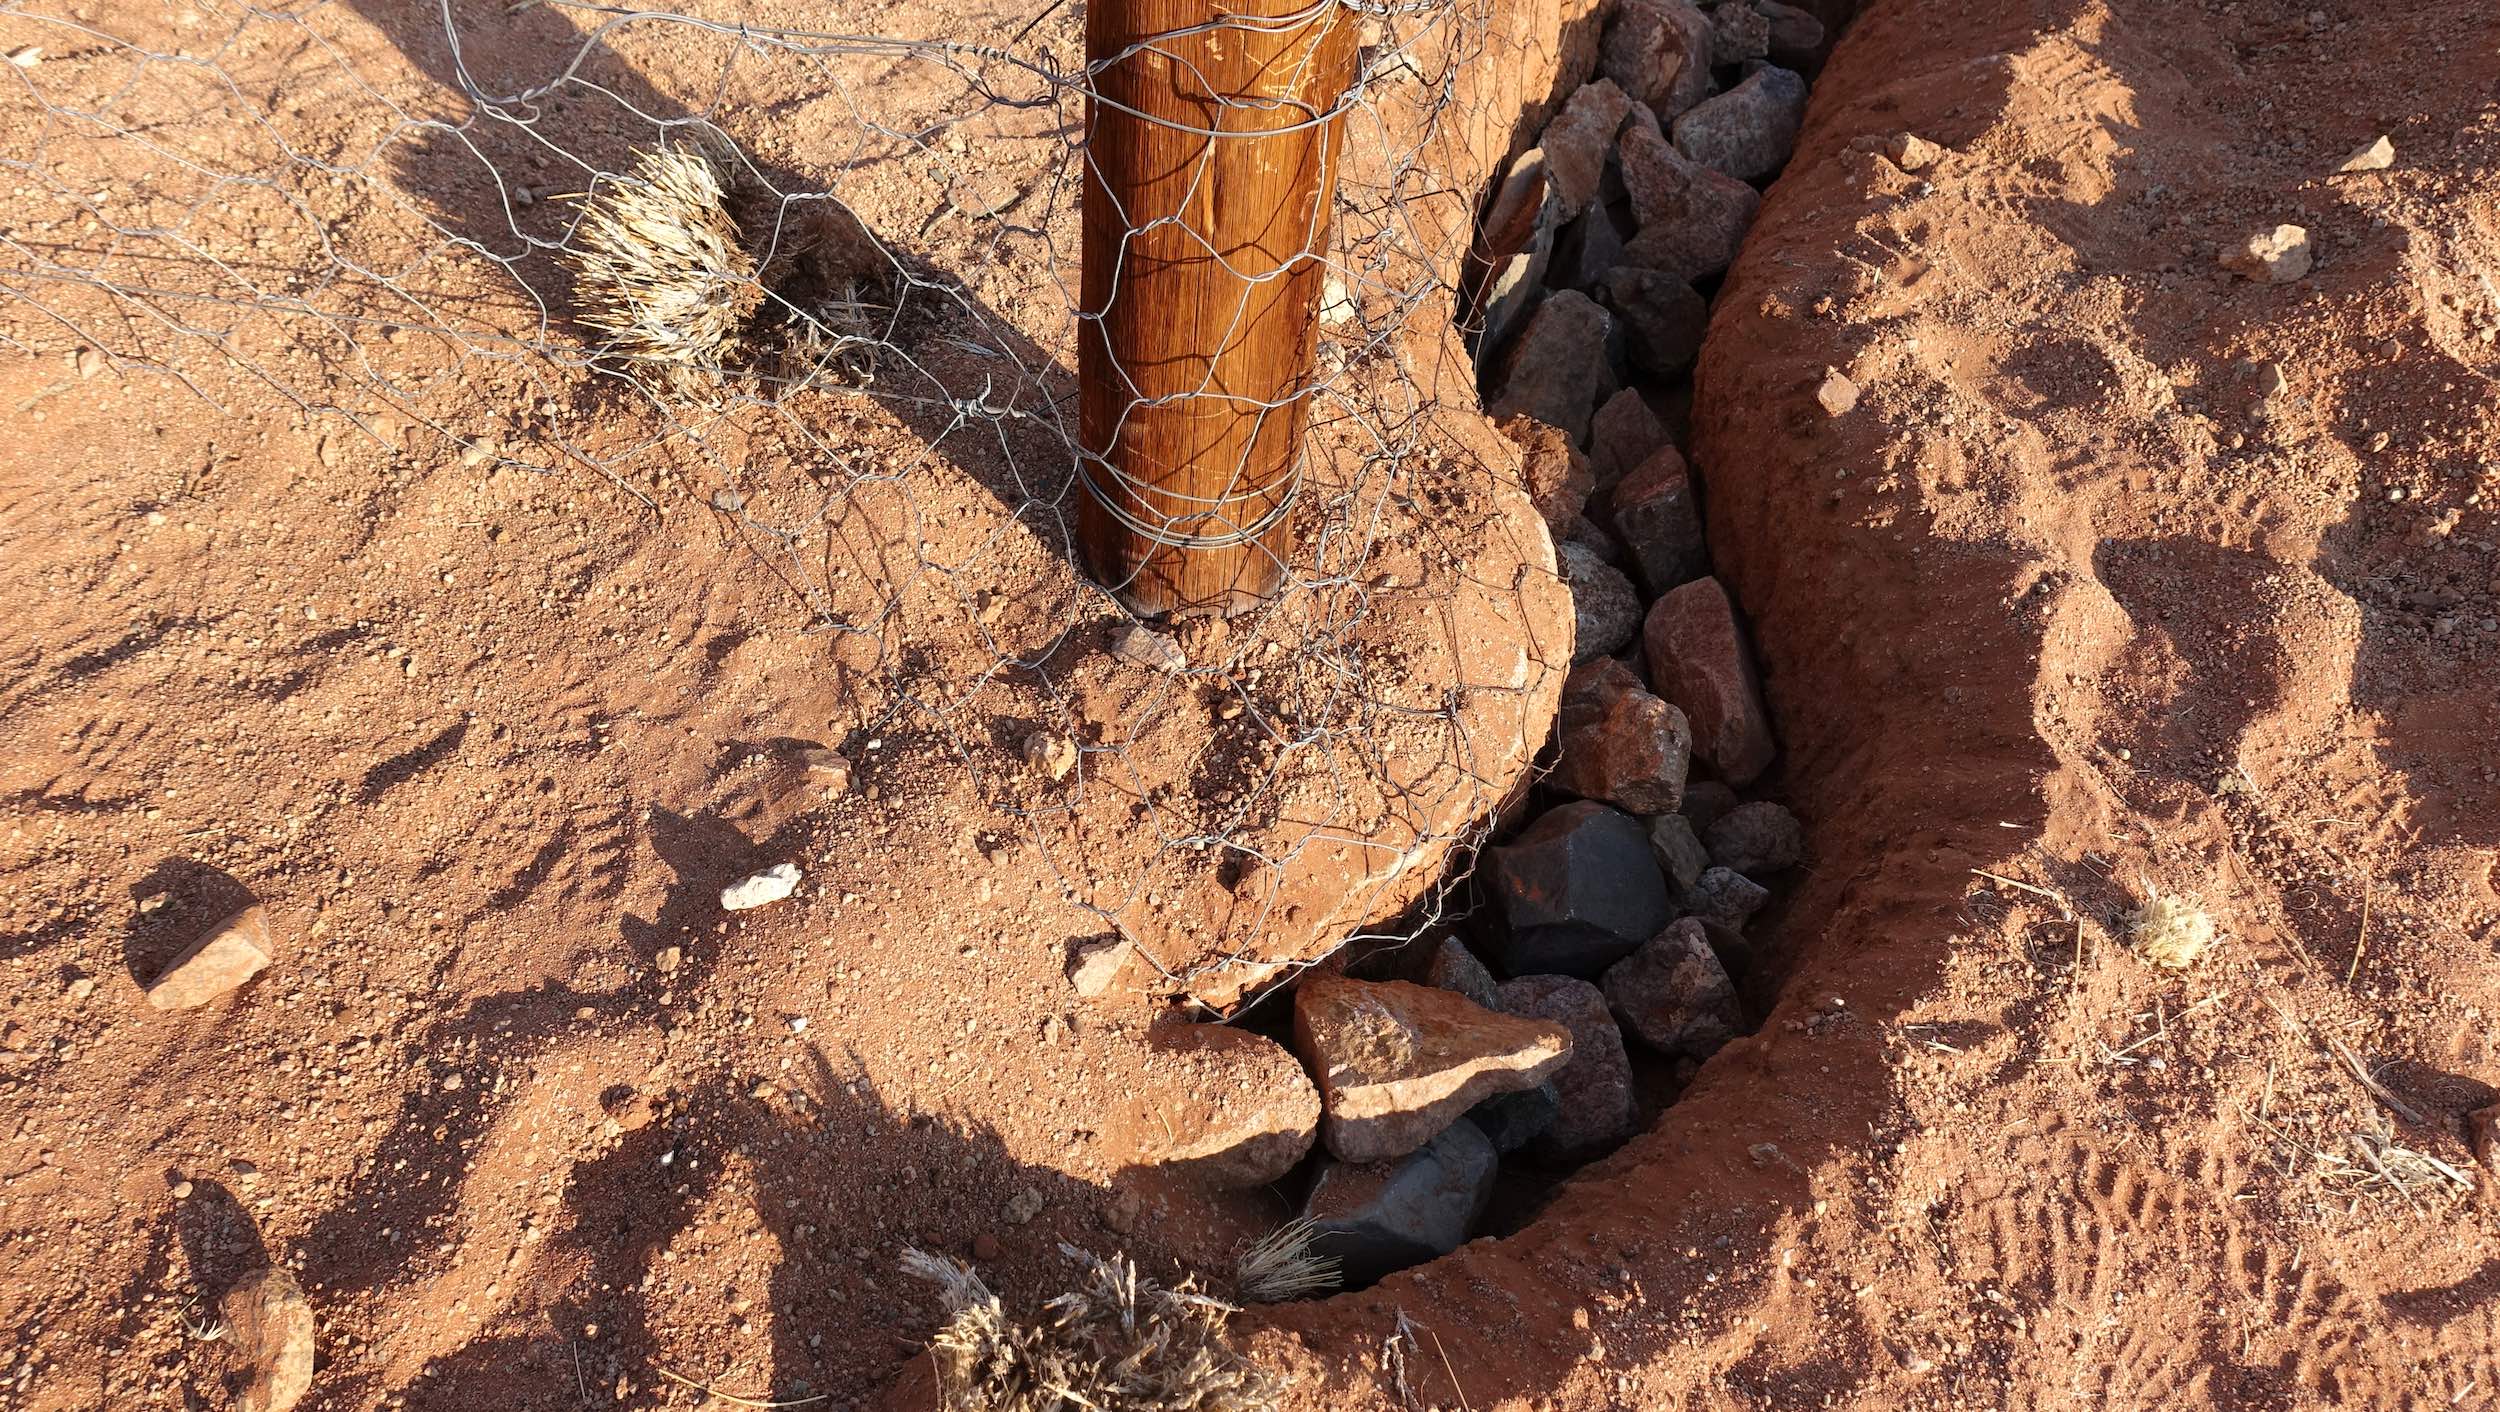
xmin=0 ymin=0 xmax=1558 ymax=1007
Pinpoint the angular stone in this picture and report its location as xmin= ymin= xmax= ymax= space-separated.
xmin=1681 ymin=866 xmax=1771 ymax=930
xmin=1679 ymin=779 xmax=1739 ymax=832
xmin=1552 ymin=684 xmax=1691 ymax=815
xmin=1606 ymin=444 xmax=1709 ymax=596
xmin=1643 ymin=577 xmax=1777 ymax=785
xmin=1498 ymin=414 xmax=1592 ymax=533
xmin=1564 ymin=514 xmax=1625 ymax=565
xmin=1421 ymin=937 xmax=1498 ymax=1009
xmin=222 ymin=1267 xmax=315 ymax=1412
xmin=1479 ymin=148 xmax=1550 ymax=265
xmin=1477 ymin=208 xmax=1556 ymax=360
xmin=1704 ymin=800 xmax=1804 ymax=875
xmin=720 ymin=862 xmax=801 ymax=911
xmin=1646 ymin=813 xmax=1712 ymax=891
xmin=1549 ymin=202 xmax=1633 ymax=291
xmin=1595 ymin=266 xmax=1707 ymax=378
xmin=1485 ymin=801 xmax=1672 ymax=977
xmin=1708 ymin=0 xmax=1769 ymax=65
xmin=1065 ymin=936 xmax=1129 ymax=998
xmin=2338 ymin=135 xmax=2395 ymax=174
xmin=1756 ymin=0 xmax=1826 ymax=69
xmin=1466 ymin=1081 xmax=1560 ymax=1152
xmin=1599 ymin=0 xmax=1715 ymax=120
xmin=1304 ymin=1119 xmax=1496 ymax=1287
xmin=1541 ymin=80 xmax=1635 ymax=219
xmin=145 ymin=905 xmax=273 ymax=1010
xmin=1559 ymin=655 xmax=1642 ymax=736
xmin=1619 ymin=124 xmax=1762 ymax=282
xmin=1491 ymin=290 xmax=1614 ymax=445
xmin=1671 ymin=65 xmax=1809 ymax=183
xmin=1492 ymin=975 xmax=1636 ymax=1162
xmin=2220 ymin=224 xmax=2312 ymax=282
xmin=1114 ymin=623 xmax=1189 ymax=674
xmin=1602 ymin=919 xmax=1741 ymax=1059
xmin=1588 ymin=388 xmax=1671 ymax=495
xmin=1116 ymin=1024 xmax=1318 ymax=1187
xmin=1291 ymin=975 xmax=1572 ymax=1162
xmin=1816 ymin=367 xmax=1860 ymax=416
xmin=1884 ymin=131 xmax=1942 ymax=172
xmin=1558 ymin=539 xmax=1641 ymax=665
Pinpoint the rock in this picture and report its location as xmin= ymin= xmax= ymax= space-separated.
xmin=2219 ymin=224 xmax=2312 ymax=283
xmin=1587 ymin=388 xmax=1671 ymax=494
xmin=1605 ymin=444 xmax=1708 ymax=596
xmin=1492 ymin=975 xmax=1636 ymax=1161
xmin=799 ymin=748 xmax=854 ymax=793
xmin=1541 ymin=80 xmax=1635 ymax=219
xmin=972 ymin=1233 xmax=1003 ymax=1261
xmin=1551 ymin=684 xmax=1691 ymax=815
xmin=1563 ymin=514 xmax=1625 ymax=565
xmin=2337 ymin=135 xmax=2394 ymax=174
xmin=1065 ymin=937 xmax=1129 ymax=997
xmin=1671 ymin=65 xmax=1809 ymax=182
xmin=221 ymin=1267 xmax=315 ymax=1412
xmin=1291 ymin=975 xmax=1572 ymax=1162
xmin=1421 ymin=937 xmax=1499 ymax=1008
xmin=1115 ymin=1024 xmax=1318 ymax=1187
xmin=1643 ymin=577 xmax=1777 ymax=785
xmin=1491 ymin=290 xmax=1614 ymax=444
xmin=1679 ymin=780 xmax=1739 ymax=831
xmin=720 ymin=863 xmax=801 ymax=911
xmin=1697 ymin=915 xmax=1756 ymax=981
xmin=1480 ymin=148 xmax=1551 ymax=264
xmin=1559 ymin=655 xmax=1642 ymax=732
xmin=1549 ymin=203 xmax=1633 ymax=292
xmin=1602 ymin=920 xmax=1741 ymax=1059
xmin=2469 ymin=1103 xmax=2500 ymax=1177
xmin=1646 ymin=814 xmax=1712 ymax=891
xmin=1600 ymin=0 xmax=1715 ymax=119
xmin=1883 ymin=131 xmax=1942 ymax=171
xmin=1703 ymin=801 xmax=1803 ymax=874
xmin=1707 ymin=0 xmax=1770 ymax=65
xmin=6 ymin=44 xmax=41 ymax=68
xmin=1681 ymin=866 xmax=1770 ymax=930
xmin=1466 ymin=1081 xmax=1561 ymax=1152
xmin=1498 ymin=414 xmax=1593 ymax=532
xmin=1595 ymin=266 xmax=1707 ymax=379
xmin=1618 ymin=124 xmax=1762 ymax=282
xmin=1556 ymin=539 xmax=1641 ymax=664
xmin=1303 ymin=1119 xmax=1497 ymax=1287
xmin=145 ymin=905 xmax=273 ymax=1010
xmin=1113 ymin=623 xmax=1188 ymax=673
xmin=1022 ymin=728 xmax=1078 ymax=781
xmin=1485 ymin=801 xmax=1673 ymax=977
xmin=1004 ymin=1188 xmax=1044 ymax=1225
xmin=1815 ymin=367 xmax=1860 ymax=417
xmin=1755 ymin=0 xmax=1826 ymax=68
xmin=1476 ymin=205 xmax=1557 ymax=360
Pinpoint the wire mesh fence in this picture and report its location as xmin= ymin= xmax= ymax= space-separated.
xmin=0 ymin=0 xmax=1561 ymax=1009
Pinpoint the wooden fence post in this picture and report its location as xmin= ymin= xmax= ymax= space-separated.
xmin=1077 ymin=0 xmax=1358 ymax=616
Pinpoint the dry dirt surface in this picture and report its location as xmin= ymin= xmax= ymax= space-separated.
xmin=5 ymin=0 xmax=2500 ymax=1411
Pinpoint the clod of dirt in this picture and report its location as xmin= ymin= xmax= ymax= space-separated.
xmin=2218 ymin=223 xmax=2313 ymax=282
xmin=144 ymin=904 xmax=273 ymax=1010
xmin=1020 ymin=728 xmax=1078 ymax=782
xmin=718 ymin=863 xmax=801 ymax=911
xmin=1290 ymin=975 xmax=1572 ymax=1163
xmin=219 ymin=1267 xmax=314 ymax=1412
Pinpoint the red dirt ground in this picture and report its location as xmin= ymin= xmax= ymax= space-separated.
xmin=4 ymin=0 xmax=2498 ymax=1409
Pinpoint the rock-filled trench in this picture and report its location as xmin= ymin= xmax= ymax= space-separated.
xmin=1141 ymin=0 xmax=1859 ymax=1294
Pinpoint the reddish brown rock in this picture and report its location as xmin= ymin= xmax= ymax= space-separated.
xmin=1618 ymin=124 xmax=1763 ymax=282
xmin=1551 ymin=683 xmax=1692 ymax=816
xmin=1291 ymin=975 xmax=1573 ymax=1163
xmin=1114 ymin=1023 xmax=1319 ymax=1187
xmin=146 ymin=904 xmax=273 ymax=1010
xmin=1599 ymin=0 xmax=1715 ymax=119
xmin=1588 ymin=388 xmax=1671 ymax=494
xmin=1492 ymin=974 xmax=1637 ymax=1162
xmin=1602 ymin=919 xmax=1741 ymax=1060
xmin=1491 ymin=290 xmax=1615 ymax=445
xmin=1541 ymin=79 xmax=1635 ymax=218
xmin=1498 ymin=413 xmax=1592 ymax=532
xmin=1479 ymin=148 xmax=1549 ymax=266
xmin=1606 ymin=444 xmax=1708 ymax=596
xmin=1643 ymin=577 xmax=1777 ymax=785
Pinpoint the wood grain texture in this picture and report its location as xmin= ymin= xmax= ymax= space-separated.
xmin=1077 ymin=0 xmax=1357 ymax=615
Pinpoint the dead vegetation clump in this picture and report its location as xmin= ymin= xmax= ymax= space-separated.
xmin=900 ymin=1244 xmax=1280 ymax=1412
xmin=2126 ymin=888 xmax=2217 ymax=969
xmin=1234 ymin=1217 xmax=1341 ymax=1304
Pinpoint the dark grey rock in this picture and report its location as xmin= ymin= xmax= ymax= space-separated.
xmin=1617 ymin=123 xmax=1761 ymax=282
xmin=1492 ymin=974 xmax=1637 ymax=1162
xmin=1708 ymin=0 xmax=1770 ymax=65
xmin=1605 ymin=444 xmax=1708 ymax=596
xmin=1587 ymin=388 xmax=1670 ymax=495
xmin=1754 ymin=0 xmax=1826 ymax=70
xmin=1595 ymin=267 xmax=1707 ymax=379
xmin=1557 ymin=539 xmax=1641 ymax=665
xmin=1303 ymin=1119 xmax=1497 ymax=1287
xmin=1422 ymin=936 xmax=1499 ymax=1008
xmin=1671 ymin=65 xmax=1809 ymax=183
xmin=1599 ymin=0 xmax=1715 ymax=119
xmin=1679 ymin=780 xmax=1739 ymax=832
xmin=1491 ymin=290 xmax=1614 ymax=445
xmin=1703 ymin=800 xmax=1804 ymax=875
xmin=1646 ymin=813 xmax=1711 ymax=891
xmin=1551 ymin=204 xmax=1633 ymax=291
xmin=1681 ymin=865 xmax=1771 ymax=930
xmin=1602 ymin=919 xmax=1741 ymax=1059
xmin=1485 ymin=801 xmax=1673 ymax=977
xmin=1466 ymin=1081 xmax=1561 ymax=1153
xmin=1563 ymin=514 xmax=1625 ymax=565
xmin=1541 ymin=80 xmax=1634 ymax=219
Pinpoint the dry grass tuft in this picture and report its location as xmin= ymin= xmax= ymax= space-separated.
xmin=901 ymin=1243 xmax=1280 ymax=1412
xmin=1235 ymin=1217 xmax=1341 ymax=1304
xmin=565 ymin=147 xmax=761 ymax=379
xmin=2126 ymin=889 xmax=2216 ymax=969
